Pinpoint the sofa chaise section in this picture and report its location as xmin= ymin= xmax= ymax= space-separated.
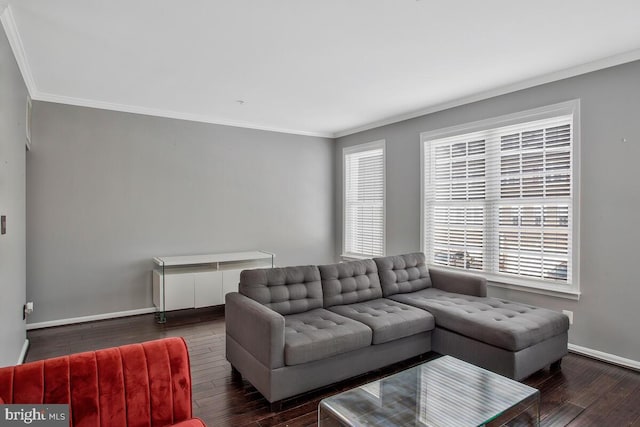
xmin=375 ymin=253 xmax=570 ymax=380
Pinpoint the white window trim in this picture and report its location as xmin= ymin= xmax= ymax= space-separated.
xmin=420 ymin=100 xmax=581 ymax=299
xmin=342 ymin=139 xmax=386 ymax=259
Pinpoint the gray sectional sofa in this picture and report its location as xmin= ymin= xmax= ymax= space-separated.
xmin=225 ymin=253 xmax=569 ymax=405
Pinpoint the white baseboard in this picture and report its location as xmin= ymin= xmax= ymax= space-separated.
xmin=17 ymin=339 xmax=29 ymax=364
xmin=569 ymin=343 xmax=640 ymax=371
xmin=26 ymin=307 xmax=157 ymax=330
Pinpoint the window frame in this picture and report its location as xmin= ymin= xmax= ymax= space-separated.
xmin=420 ymin=100 xmax=581 ymax=299
xmin=342 ymin=139 xmax=386 ymax=259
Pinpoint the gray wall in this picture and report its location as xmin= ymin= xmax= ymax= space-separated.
xmin=336 ymin=60 xmax=640 ymax=363
xmin=27 ymin=103 xmax=334 ymax=323
xmin=0 ymin=25 xmax=27 ymax=366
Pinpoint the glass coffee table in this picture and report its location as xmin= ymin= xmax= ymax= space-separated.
xmin=318 ymin=356 xmax=539 ymax=426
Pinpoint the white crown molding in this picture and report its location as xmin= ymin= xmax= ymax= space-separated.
xmin=569 ymin=343 xmax=640 ymax=372
xmin=32 ymin=47 xmax=640 ymax=140
xmin=25 ymin=307 xmax=157 ymax=330
xmin=35 ymin=47 xmax=640 ymax=140
xmin=32 ymin=91 xmax=334 ymax=138
xmin=334 ymin=48 xmax=640 ymax=138
xmin=2 ymin=4 xmax=331 ymax=139
xmin=0 ymin=4 xmax=37 ymax=97
xmin=4 ymin=1 xmax=639 ymax=140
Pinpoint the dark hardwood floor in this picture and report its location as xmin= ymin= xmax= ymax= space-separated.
xmin=26 ymin=308 xmax=640 ymax=427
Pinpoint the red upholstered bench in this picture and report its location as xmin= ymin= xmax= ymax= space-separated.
xmin=0 ymin=337 xmax=205 ymax=427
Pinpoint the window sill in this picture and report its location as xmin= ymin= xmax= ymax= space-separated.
xmin=427 ymin=264 xmax=581 ymax=300
xmin=487 ymin=278 xmax=581 ymax=301
xmin=340 ymin=253 xmax=377 ymax=261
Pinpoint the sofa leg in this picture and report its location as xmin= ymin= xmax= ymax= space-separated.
xmin=270 ymin=401 xmax=283 ymax=412
xmin=550 ymin=358 xmax=562 ymax=372
xmin=231 ymin=365 xmax=242 ymax=381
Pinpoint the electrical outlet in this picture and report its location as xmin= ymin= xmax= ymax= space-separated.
xmin=23 ymin=301 xmax=34 ymax=319
xmin=562 ymin=310 xmax=573 ymax=325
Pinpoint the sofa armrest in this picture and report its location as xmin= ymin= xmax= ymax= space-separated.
xmin=429 ymin=267 xmax=487 ymax=297
xmin=225 ymin=292 xmax=285 ymax=369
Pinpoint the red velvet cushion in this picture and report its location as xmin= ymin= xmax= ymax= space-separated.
xmin=96 ymin=348 xmax=126 ymax=426
xmin=0 ymin=337 xmax=199 ymax=427
xmin=13 ymin=360 xmax=44 ymax=402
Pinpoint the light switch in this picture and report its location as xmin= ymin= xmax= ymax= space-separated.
xmin=1 ymin=215 xmax=6 ymax=235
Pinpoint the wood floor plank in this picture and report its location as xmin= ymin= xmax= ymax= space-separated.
xmin=256 ymin=400 xmax=324 ymax=427
xmin=584 ymin=382 xmax=640 ymax=427
xmin=567 ymin=369 xmax=627 ymax=409
xmin=270 ymin=412 xmax=318 ymax=427
xmin=541 ymin=402 xmax=584 ymax=427
xmin=566 ymin=375 xmax=639 ymax=427
xmin=25 ymin=307 xmax=640 ymax=427
xmin=536 ymin=358 xmax=605 ymax=422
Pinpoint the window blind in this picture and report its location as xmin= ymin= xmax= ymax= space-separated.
xmin=344 ymin=142 xmax=385 ymax=257
xmin=424 ymin=114 xmax=574 ymax=286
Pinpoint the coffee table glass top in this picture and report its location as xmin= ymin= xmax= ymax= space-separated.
xmin=319 ymin=355 xmax=539 ymax=427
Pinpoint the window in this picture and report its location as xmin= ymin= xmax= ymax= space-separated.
xmin=343 ymin=140 xmax=385 ymax=258
xmin=422 ymin=101 xmax=579 ymax=295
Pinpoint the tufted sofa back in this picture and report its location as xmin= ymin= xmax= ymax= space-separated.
xmin=374 ymin=252 xmax=432 ymax=297
xmin=239 ymin=265 xmax=323 ymax=315
xmin=318 ymin=259 xmax=382 ymax=308
xmin=0 ymin=338 xmax=195 ymax=427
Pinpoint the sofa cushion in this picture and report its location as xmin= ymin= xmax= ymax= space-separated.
xmin=319 ymin=259 xmax=382 ymax=308
xmin=328 ymin=298 xmax=435 ymax=344
xmin=284 ymin=309 xmax=372 ymax=366
xmin=374 ymin=253 xmax=432 ymax=297
xmin=239 ymin=266 xmax=322 ymax=315
xmin=390 ymin=288 xmax=570 ymax=351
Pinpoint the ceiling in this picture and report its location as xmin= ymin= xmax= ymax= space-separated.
xmin=3 ymin=0 xmax=640 ymax=138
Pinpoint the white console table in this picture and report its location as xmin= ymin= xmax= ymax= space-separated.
xmin=152 ymin=250 xmax=274 ymax=322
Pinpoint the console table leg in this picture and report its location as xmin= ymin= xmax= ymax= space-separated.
xmin=154 ymin=311 xmax=166 ymax=324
